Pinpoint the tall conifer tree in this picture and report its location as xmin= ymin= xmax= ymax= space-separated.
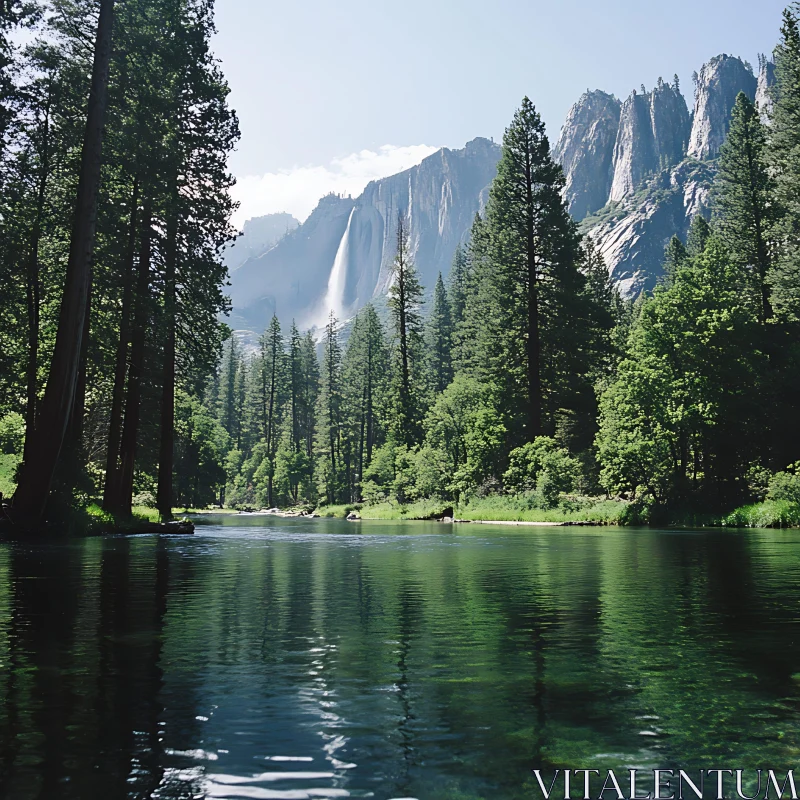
xmin=425 ymin=273 xmax=453 ymax=395
xmin=712 ymin=91 xmax=776 ymax=322
xmin=388 ymin=214 xmax=425 ymax=447
xmin=768 ymin=4 xmax=800 ymax=319
xmin=478 ymin=96 xmax=584 ymax=445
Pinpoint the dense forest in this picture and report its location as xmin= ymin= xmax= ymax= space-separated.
xmin=1 ymin=1 xmax=800 ymax=529
xmin=210 ymin=10 xmax=800 ymax=525
xmin=0 ymin=0 xmax=237 ymax=528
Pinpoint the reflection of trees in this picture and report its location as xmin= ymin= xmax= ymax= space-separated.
xmin=0 ymin=537 xmax=173 ymax=799
xmin=394 ymin=580 xmax=423 ymax=795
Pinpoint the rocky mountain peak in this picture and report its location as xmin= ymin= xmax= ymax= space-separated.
xmin=553 ymin=90 xmax=621 ymax=221
xmin=756 ymin=54 xmax=776 ymax=119
xmin=688 ymin=54 xmax=757 ymax=160
xmin=609 ymin=80 xmax=690 ymax=203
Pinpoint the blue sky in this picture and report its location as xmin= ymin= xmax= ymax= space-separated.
xmin=213 ymin=0 xmax=788 ymax=226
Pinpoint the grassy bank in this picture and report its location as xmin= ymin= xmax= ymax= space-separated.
xmin=86 ymin=504 xmax=162 ymax=533
xmin=721 ymin=499 xmax=800 ymax=528
xmin=314 ymin=496 xmax=634 ymax=524
xmin=314 ymin=496 xmax=800 ymax=528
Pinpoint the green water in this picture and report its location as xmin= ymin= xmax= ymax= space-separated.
xmin=0 ymin=518 xmax=799 ymax=799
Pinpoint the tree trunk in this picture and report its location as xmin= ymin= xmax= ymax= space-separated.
xmin=13 ymin=0 xmax=115 ymax=525
xmin=156 ymin=204 xmax=178 ymax=520
xmin=22 ymin=86 xmax=52 ymax=468
xmin=67 ymin=269 xmax=93 ymax=454
xmin=116 ymin=204 xmax=152 ymax=517
xmin=103 ymin=178 xmax=139 ymax=510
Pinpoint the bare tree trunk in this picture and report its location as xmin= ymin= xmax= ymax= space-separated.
xmin=13 ymin=0 xmax=115 ymax=525
xmin=116 ymin=204 xmax=152 ymax=517
xmin=103 ymin=179 xmax=139 ymax=510
xmin=156 ymin=204 xmax=178 ymax=520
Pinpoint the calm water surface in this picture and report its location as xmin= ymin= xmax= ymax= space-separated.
xmin=0 ymin=518 xmax=799 ymax=799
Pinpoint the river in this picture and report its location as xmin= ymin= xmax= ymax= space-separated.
xmin=0 ymin=517 xmax=798 ymax=799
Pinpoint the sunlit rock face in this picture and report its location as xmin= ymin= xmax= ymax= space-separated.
xmin=552 ymin=55 xmax=756 ymax=298
xmin=688 ymin=54 xmax=757 ymax=160
xmin=609 ymin=81 xmax=691 ymax=204
xmin=228 ymin=138 xmax=501 ymax=333
xmin=553 ymin=90 xmax=621 ymax=221
xmin=756 ymin=57 xmax=776 ymax=120
xmin=230 ymin=53 xmax=764 ymax=330
xmin=586 ymin=160 xmax=715 ymax=298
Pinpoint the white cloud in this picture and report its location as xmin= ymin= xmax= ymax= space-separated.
xmin=230 ymin=144 xmax=440 ymax=229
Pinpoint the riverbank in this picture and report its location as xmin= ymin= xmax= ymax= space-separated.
xmin=314 ymin=497 xmax=637 ymax=525
xmin=312 ymin=496 xmax=800 ymax=528
xmin=85 ymin=505 xmax=195 ymax=535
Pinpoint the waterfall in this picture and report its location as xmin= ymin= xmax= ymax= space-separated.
xmin=321 ymin=207 xmax=355 ymax=324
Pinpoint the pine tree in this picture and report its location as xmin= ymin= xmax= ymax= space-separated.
xmin=253 ymin=315 xmax=285 ymax=507
xmin=686 ymin=214 xmax=711 ymax=258
xmin=452 ymin=213 xmax=491 ymax=376
xmin=13 ymin=0 xmax=116 ymax=524
xmin=447 ymin=244 xmax=469 ymax=329
xmin=712 ymin=91 xmax=776 ymax=322
xmin=275 ymin=321 xmax=317 ymax=503
xmin=218 ymin=336 xmax=241 ymax=446
xmin=478 ymin=96 xmax=584 ymax=445
xmin=300 ymin=330 xmax=320 ymax=472
xmin=767 ymin=4 xmax=800 ymax=320
xmin=315 ymin=313 xmax=343 ymax=504
xmin=425 ymin=273 xmax=453 ymax=395
xmin=662 ymin=235 xmax=689 ymax=288
xmin=388 ymin=214 xmax=425 ymax=447
xmin=341 ymin=305 xmax=388 ymax=500
xmin=596 ymin=237 xmax=769 ymax=508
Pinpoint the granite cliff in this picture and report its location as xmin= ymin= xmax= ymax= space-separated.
xmin=556 ymin=54 xmax=761 ymax=296
xmin=552 ymin=90 xmax=620 ymax=220
xmin=229 ymin=52 xmax=770 ymax=333
xmin=228 ymin=138 xmax=500 ymax=332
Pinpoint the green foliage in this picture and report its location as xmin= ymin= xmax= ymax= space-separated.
xmin=174 ymin=390 xmax=228 ymax=509
xmin=314 ymin=313 xmax=345 ymax=504
xmin=422 ymin=376 xmax=505 ymax=499
xmin=0 ymin=453 xmax=19 ymax=498
xmin=767 ymin=4 xmax=800 ymax=321
xmin=723 ymin=499 xmax=800 ymax=528
xmin=0 ymin=412 xmax=24 ymax=455
xmin=425 ymin=273 xmax=453 ymax=394
xmin=456 ymin=495 xmax=634 ymax=524
xmin=768 ymin=463 xmax=800 ymax=504
xmin=662 ymin=236 xmax=688 ymax=288
xmin=340 ymin=304 xmax=389 ymax=502
xmin=456 ymin=97 xmax=612 ymax=456
xmin=361 ymin=441 xmax=397 ymax=504
xmin=596 ymin=237 xmax=768 ymax=508
xmin=387 ymin=214 xmax=426 ymax=447
xmin=503 ymin=437 xmax=581 ymax=507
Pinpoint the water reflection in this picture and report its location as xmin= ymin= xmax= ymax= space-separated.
xmin=0 ymin=522 xmax=798 ymax=799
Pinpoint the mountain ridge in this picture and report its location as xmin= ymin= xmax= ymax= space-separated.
xmin=228 ymin=51 xmax=777 ymax=335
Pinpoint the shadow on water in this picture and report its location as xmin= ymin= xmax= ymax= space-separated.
xmin=0 ymin=523 xmax=799 ymax=799
xmin=0 ymin=537 xmax=174 ymax=799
